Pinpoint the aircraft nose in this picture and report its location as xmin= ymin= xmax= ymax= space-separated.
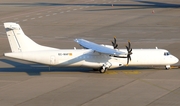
xmin=174 ymin=57 xmax=179 ymax=63
xmin=172 ymin=56 xmax=179 ymax=64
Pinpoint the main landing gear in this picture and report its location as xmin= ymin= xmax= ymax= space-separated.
xmin=99 ymin=67 xmax=108 ymax=73
xmin=93 ymin=67 xmax=108 ymax=73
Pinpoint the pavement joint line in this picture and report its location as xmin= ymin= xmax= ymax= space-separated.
xmin=53 ymin=13 xmax=57 ymax=15
xmin=0 ymin=82 xmax=19 ymax=91
xmin=0 ymin=7 xmax=59 ymax=20
xmin=139 ymin=79 xmax=172 ymax=92
xmin=14 ymin=78 xmax=82 ymax=106
xmin=123 ymin=73 xmax=172 ymax=92
xmin=23 ymin=19 xmax=27 ymax=22
xmin=0 ymin=80 xmax=20 ymax=83
xmin=147 ymin=86 xmax=180 ymax=106
xmin=80 ymin=79 xmax=137 ymax=106
xmin=0 ymin=77 xmax=34 ymax=92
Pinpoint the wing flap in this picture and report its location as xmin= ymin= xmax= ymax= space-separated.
xmin=75 ymin=39 xmax=125 ymax=55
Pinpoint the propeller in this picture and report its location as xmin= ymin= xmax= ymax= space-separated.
xmin=111 ymin=37 xmax=118 ymax=49
xmin=111 ymin=38 xmax=133 ymax=65
xmin=114 ymin=41 xmax=132 ymax=65
xmin=125 ymin=41 xmax=132 ymax=65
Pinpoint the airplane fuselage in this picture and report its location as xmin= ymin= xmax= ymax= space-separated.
xmin=5 ymin=48 xmax=178 ymax=69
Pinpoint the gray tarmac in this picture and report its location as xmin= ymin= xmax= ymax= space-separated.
xmin=0 ymin=0 xmax=180 ymax=106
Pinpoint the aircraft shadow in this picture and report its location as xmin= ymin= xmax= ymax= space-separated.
xmin=0 ymin=59 xmax=157 ymax=76
xmin=0 ymin=59 xmax=92 ymax=76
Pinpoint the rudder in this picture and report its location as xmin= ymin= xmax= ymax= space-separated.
xmin=4 ymin=22 xmax=23 ymax=52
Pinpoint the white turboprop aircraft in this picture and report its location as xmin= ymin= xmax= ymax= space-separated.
xmin=3 ymin=22 xmax=179 ymax=73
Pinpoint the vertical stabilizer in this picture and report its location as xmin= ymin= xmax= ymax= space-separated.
xmin=4 ymin=22 xmax=57 ymax=52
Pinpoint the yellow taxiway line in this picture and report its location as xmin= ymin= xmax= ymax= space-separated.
xmin=122 ymin=70 xmax=141 ymax=74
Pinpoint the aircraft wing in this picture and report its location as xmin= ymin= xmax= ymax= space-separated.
xmin=75 ymin=39 xmax=125 ymax=55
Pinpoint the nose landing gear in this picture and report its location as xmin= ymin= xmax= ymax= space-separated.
xmin=165 ymin=65 xmax=171 ymax=70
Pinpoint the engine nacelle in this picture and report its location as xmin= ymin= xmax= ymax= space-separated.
xmin=110 ymin=62 xmax=124 ymax=69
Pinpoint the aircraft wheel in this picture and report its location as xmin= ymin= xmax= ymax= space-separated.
xmin=165 ymin=65 xmax=171 ymax=70
xmin=99 ymin=67 xmax=107 ymax=73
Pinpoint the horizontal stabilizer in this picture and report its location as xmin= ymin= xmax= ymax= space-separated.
xmin=4 ymin=22 xmax=21 ymax=30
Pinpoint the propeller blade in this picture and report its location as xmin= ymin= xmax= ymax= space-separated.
xmin=127 ymin=57 xmax=129 ymax=65
xmin=125 ymin=45 xmax=129 ymax=51
xmin=129 ymin=55 xmax=131 ymax=61
xmin=111 ymin=37 xmax=118 ymax=49
xmin=111 ymin=41 xmax=115 ymax=47
xmin=128 ymin=41 xmax=131 ymax=48
xmin=114 ymin=44 xmax=118 ymax=49
xmin=114 ymin=37 xmax=116 ymax=44
xmin=129 ymin=48 xmax=132 ymax=52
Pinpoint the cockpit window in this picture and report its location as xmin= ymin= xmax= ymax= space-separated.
xmin=164 ymin=52 xmax=170 ymax=56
